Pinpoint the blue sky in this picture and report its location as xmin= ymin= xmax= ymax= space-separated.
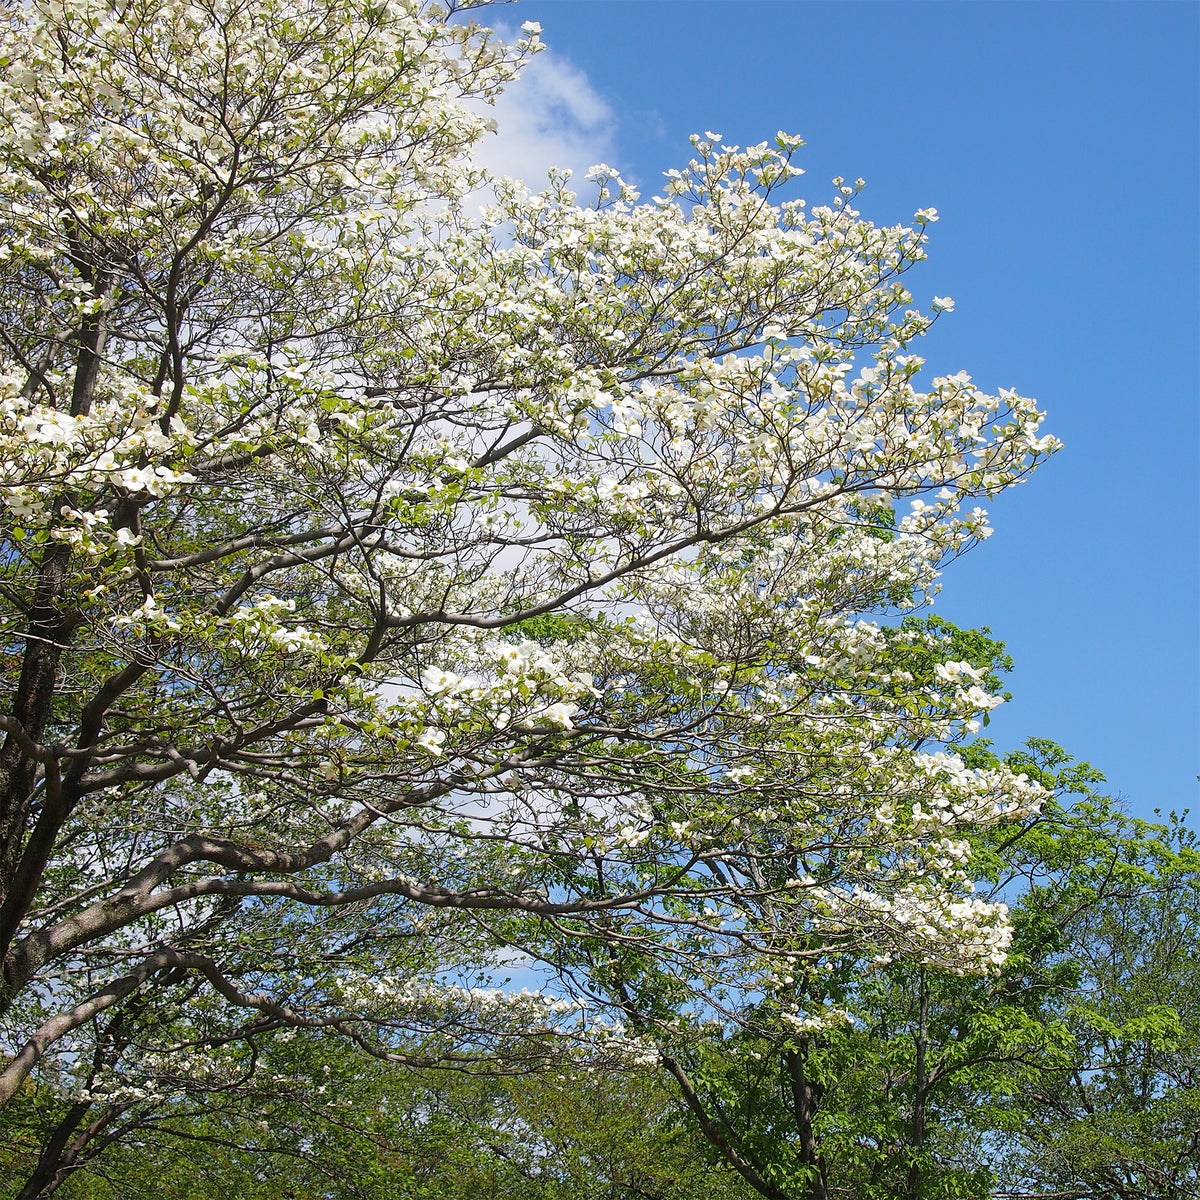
xmin=485 ymin=0 xmax=1198 ymax=822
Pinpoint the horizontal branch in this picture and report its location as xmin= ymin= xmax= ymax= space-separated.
xmin=0 ymin=715 xmax=55 ymax=764
xmin=144 ymin=524 xmax=343 ymax=572
xmin=0 ymin=951 xmax=170 ymax=1108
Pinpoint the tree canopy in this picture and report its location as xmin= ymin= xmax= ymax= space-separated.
xmin=9 ymin=4 xmax=1176 ymax=1198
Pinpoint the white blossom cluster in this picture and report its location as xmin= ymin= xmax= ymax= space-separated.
xmin=0 ymin=372 xmax=194 ymax=552
xmin=417 ymin=636 xmax=600 ymax=737
xmin=334 ymin=975 xmax=659 ymax=1066
xmin=780 ymin=1006 xmax=856 ymax=1035
xmin=805 ymin=881 xmax=1017 ymax=972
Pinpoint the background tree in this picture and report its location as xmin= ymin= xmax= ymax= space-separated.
xmin=617 ymin=733 xmax=1198 ymax=1200
xmin=2 ymin=1026 xmax=757 ymax=1200
xmin=987 ymin=807 xmax=1199 ymax=1200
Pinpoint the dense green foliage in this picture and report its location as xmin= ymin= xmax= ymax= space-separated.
xmin=639 ymin=755 xmax=1200 ymax=1200
xmin=5 ymin=763 xmax=1196 ymax=1200
xmin=3 ymin=1039 xmax=755 ymax=1200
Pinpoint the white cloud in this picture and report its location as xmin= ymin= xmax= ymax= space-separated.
xmin=469 ymin=34 xmax=619 ymax=196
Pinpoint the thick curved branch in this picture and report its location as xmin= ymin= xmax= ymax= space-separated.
xmin=0 ymin=951 xmax=171 ymax=1108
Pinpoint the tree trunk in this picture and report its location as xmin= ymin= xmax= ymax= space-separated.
xmin=906 ymin=969 xmax=929 ymax=1200
xmin=12 ymin=1098 xmax=119 ymax=1200
xmin=784 ymin=1046 xmax=829 ymax=1200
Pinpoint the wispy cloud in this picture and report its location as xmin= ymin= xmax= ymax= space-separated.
xmin=470 ymin=32 xmax=620 ymax=196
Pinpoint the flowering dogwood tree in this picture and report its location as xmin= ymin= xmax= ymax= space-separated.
xmin=0 ymin=0 xmax=1058 ymax=1133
